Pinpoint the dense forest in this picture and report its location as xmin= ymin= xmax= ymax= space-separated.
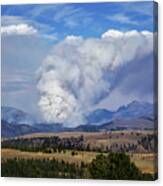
xmin=1 ymin=153 xmax=156 ymax=180
xmin=2 ymin=158 xmax=87 ymax=178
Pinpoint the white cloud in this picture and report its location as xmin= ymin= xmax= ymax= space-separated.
xmin=101 ymin=29 xmax=124 ymax=39
xmin=106 ymin=13 xmax=138 ymax=25
xmin=1 ymin=16 xmax=57 ymax=40
xmin=36 ymin=29 xmax=153 ymax=126
xmin=1 ymin=24 xmax=38 ymax=36
xmin=65 ymin=35 xmax=83 ymax=42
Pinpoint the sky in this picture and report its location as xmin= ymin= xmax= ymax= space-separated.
xmin=1 ymin=1 xmax=157 ymax=125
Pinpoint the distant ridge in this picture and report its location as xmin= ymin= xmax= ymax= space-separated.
xmin=1 ymin=106 xmax=35 ymax=125
xmin=1 ymin=101 xmax=155 ymax=138
xmin=86 ymin=101 xmax=154 ymax=125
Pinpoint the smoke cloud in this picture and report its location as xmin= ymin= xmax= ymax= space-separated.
xmin=36 ymin=29 xmax=153 ymax=126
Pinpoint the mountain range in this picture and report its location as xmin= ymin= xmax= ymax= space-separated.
xmin=1 ymin=106 xmax=35 ymax=125
xmin=1 ymin=101 xmax=156 ymax=138
xmin=86 ymin=101 xmax=154 ymax=124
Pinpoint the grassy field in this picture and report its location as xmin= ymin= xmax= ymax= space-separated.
xmin=1 ymin=130 xmax=157 ymax=175
xmin=1 ymin=148 xmax=157 ymax=174
xmin=9 ymin=130 xmax=154 ymax=149
xmin=9 ymin=130 xmax=155 ymax=152
xmin=19 ymin=130 xmax=155 ymax=139
xmin=1 ymin=148 xmax=97 ymax=164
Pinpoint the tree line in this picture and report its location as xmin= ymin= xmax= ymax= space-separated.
xmin=2 ymin=134 xmax=156 ymax=153
xmin=1 ymin=153 xmax=156 ymax=180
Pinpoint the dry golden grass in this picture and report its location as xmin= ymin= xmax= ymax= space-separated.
xmin=16 ymin=130 xmax=155 ymax=140
xmin=1 ymin=148 xmax=98 ymax=164
xmin=7 ymin=130 xmax=154 ymax=150
xmin=19 ymin=132 xmax=101 ymax=139
xmin=1 ymin=148 xmax=157 ymax=174
xmin=1 ymin=131 xmax=157 ymax=174
xmin=130 ymin=153 xmax=157 ymax=174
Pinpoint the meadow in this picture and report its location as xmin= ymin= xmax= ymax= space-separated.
xmin=1 ymin=130 xmax=157 ymax=176
xmin=1 ymin=148 xmax=156 ymax=174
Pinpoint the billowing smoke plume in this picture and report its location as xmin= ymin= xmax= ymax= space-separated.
xmin=36 ymin=29 xmax=153 ymax=126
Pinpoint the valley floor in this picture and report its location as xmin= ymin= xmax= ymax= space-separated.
xmin=1 ymin=149 xmax=157 ymax=174
xmin=1 ymin=130 xmax=158 ymax=177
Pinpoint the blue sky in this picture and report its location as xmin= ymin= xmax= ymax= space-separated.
xmin=2 ymin=1 xmax=155 ymax=40
xmin=1 ymin=1 xmax=156 ymax=123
